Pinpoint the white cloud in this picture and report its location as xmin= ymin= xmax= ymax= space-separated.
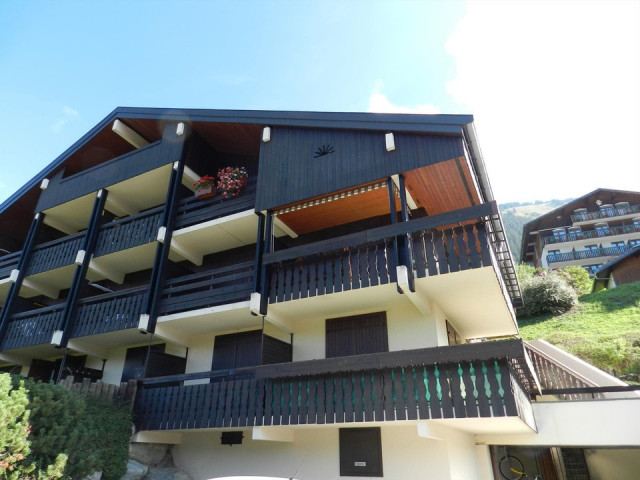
xmin=51 ymin=105 xmax=79 ymax=133
xmin=367 ymin=81 xmax=440 ymax=114
xmin=446 ymin=0 xmax=640 ymax=202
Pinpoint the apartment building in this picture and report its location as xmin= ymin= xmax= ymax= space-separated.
xmin=0 ymin=108 xmax=637 ymax=479
xmin=521 ymin=189 xmax=640 ymax=274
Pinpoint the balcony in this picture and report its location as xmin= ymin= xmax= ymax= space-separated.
xmin=134 ymin=339 xmax=537 ymax=433
xmin=265 ymin=203 xmax=520 ymax=338
xmin=546 ymin=245 xmax=630 ymax=265
xmin=570 ymin=204 xmax=640 ymax=223
xmin=0 ymin=303 xmax=63 ymax=352
xmin=541 ymin=224 xmax=640 ymax=246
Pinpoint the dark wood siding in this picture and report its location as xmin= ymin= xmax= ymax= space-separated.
xmin=326 ymin=312 xmax=388 ymax=358
xmin=121 ymin=344 xmax=186 ymax=382
xmin=212 ymin=330 xmax=292 ymax=370
xmin=256 ymin=127 xmax=464 ymax=211
xmin=262 ymin=335 xmax=292 ymax=365
xmin=339 ymin=428 xmax=383 ymax=477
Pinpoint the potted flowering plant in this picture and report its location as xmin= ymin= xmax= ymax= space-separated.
xmin=193 ymin=175 xmax=216 ymax=199
xmin=217 ymin=166 xmax=248 ymax=199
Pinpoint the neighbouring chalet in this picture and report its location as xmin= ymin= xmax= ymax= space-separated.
xmin=0 ymin=108 xmax=638 ymax=479
xmin=521 ymin=188 xmax=640 ymax=274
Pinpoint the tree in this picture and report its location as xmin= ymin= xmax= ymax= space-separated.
xmin=0 ymin=374 xmax=66 ymax=480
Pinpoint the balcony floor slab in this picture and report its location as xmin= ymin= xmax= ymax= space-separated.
xmin=414 ymin=266 xmax=517 ymax=338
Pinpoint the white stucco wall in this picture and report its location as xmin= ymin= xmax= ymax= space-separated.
xmin=101 ymin=346 xmax=127 ymax=385
xmin=476 ymin=399 xmax=640 ymax=447
xmin=171 ymin=423 xmax=491 ymax=480
xmin=292 ymin=302 xmax=440 ymax=363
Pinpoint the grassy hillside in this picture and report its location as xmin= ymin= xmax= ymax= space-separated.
xmin=518 ymin=281 xmax=640 ymax=380
xmin=499 ymin=199 xmax=572 ymax=263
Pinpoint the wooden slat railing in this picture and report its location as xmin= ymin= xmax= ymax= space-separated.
xmin=71 ymin=287 xmax=148 ymax=338
xmin=159 ymin=261 xmax=254 ymax=316
xmin=0 ymin=251 xmax=21 ymax=278
xmin=524 ymin=343 xmax=604 ymax=400
xmin=175 ymin=177 xmax=257 ymax=230
xmin=94 ymin=207 xmax=163 ymax=257
xmin=58 ymin=376 xmax=138 ymax=408
xmin=134 ymin=340 xmax=536 ymax=431
xmin=412 ymin=224 xmax=492 ymax=277
xmin=26 ymin=233 xmax=85 ymax=276
xmin=267 ymin=239 xmax=396 ymax=303
xmin=0 ymin=304 xmax=64 ymax=350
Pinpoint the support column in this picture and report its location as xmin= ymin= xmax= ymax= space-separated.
xmin=139 ymin=123 xmax=189 ymax=334
xmin=250 ymin=212 xmax=266 ymax=315
xmin=54 ymin=189 xmax=108 ymax=348
xmin=386 ymin=177 xmax=402 ymax=293
xmin=259 ymin=211 xmax=274 ymax=315
xmin=0 ymin=212 xmax=44 ymax=343
xmin=397 ymin=174 xmax=415 ymax=292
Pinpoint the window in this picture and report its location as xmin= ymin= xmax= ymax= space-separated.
xmin=595 ymin=223 xmax=609 ymax=236
xmin=326 ymin=312 xmax=388 ymax=358
xmin=611 ymin=241 xmax=625 ymax=248
xmin=547 ymin=249 xmax=561 ymax=262
xmin=630 ymin=239 xmax=640 ymax=247
xmin=339 ymin=428 xmax=383 ymax=477
xmin=584 ymin=264 xmax=601 ymax=275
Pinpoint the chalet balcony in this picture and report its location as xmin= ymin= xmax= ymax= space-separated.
xmin=546 ymin=245 xmax=630 ymax=265
xmin=0 ymin=303 xmax=63 ymax=352
xmin=134 ymin=339 xmax=537 ymax=434
xmin=570 ymin=204 xmax=640 ymax=224
xmin=265 ymin=202 xmax=520 ymax=338
xmin=541 ymin=224 xmax=640 ymax=246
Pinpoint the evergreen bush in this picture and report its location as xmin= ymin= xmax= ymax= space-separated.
xmin=1 ymin=375 xmax=131 ymax=480
xmin=518 ymin=272 xmax=577 ymax=317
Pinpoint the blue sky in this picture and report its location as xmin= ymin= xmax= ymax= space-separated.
xmin=1 ymin=0 xmax=638 ymax=205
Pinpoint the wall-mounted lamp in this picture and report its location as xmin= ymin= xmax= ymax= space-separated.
xmin=385 ymin=132 xmax=395 ymax=151
xmin=263 ymin=126 xmax=271 ymax=142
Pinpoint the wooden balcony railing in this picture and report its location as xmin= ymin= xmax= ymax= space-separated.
xmin=524 ymin=343 xmax=604 ymax=400
xmin=175 ymin=177 xmax=257 ymax=230
xmin=26 ymin=233 xmax=85 ymax=276
xmin=94 ymin=207 xmax=163 ymax=257
xmin=267 ymin=239 xmax=396 ymax=303
xmin=570 ymin=204 xmax=640 ymax=223
xmin=263 ymin=202 xmax=521 ymax=308
xmin=547 ymin=245 xmax=630 ymax=264
xmin=71 ymin=287 xmax=148 ymax=338
xmin=158 ymin=261 xmax=254 ymax=316
xmin=0 ymin=304 xmax=64 ymax=350
xmin=542 ymin=224 xmax=640 ymax=246
xmin=0 ymin=251 xmax=21 ymax=279
xmin=134 ymin=340 xmax=536 ymax=431
xmin=411 ymin=224 xmax=492 ymax=277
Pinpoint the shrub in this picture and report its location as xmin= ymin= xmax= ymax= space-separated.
xmin=3 ymin=376 xmax=132 ymax=480
xmin=518 ymin=272 xmax=577 ymax=317
xmin=555 ymin=265 xmax=593 ymax=295
xmin=0 ymin=374 xmax=66 ymax=480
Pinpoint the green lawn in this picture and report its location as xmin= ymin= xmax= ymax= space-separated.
xmin=518 ymin=281 xmax=640 ymax=378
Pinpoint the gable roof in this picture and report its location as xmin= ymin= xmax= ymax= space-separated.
xmin=592 ymin=244 xmax=640 ymax=291
xmin=0 ymin=107 xmax=486 ymax=244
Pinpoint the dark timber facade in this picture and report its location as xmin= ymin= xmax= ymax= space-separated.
xmin=3 ymin=108 xmax=633 ymax=479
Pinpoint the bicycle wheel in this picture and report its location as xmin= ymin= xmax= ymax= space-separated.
xmin=499 ymin=455 xmax=525 ymax=480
